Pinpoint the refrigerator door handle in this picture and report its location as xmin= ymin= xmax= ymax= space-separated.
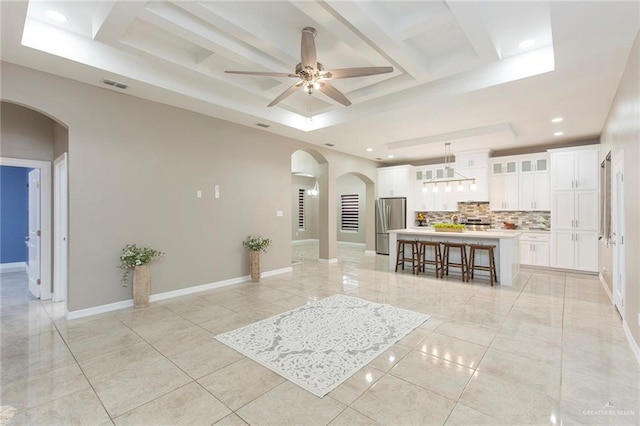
xmin=387 ymin=204 xmax=391 ymax=228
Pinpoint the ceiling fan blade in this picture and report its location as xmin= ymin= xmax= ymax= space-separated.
xmin=318 ymin=82 xmax=351 ymax=106
xmin=268 ymin=81 xmax=304 ymax=107
xmin=301 ymin=27 xmax=317 ymax=70
xmin=225 ymin=71 xmax=298 ymax=78
xmin=324 ymin=66 xmax=393 ymax=79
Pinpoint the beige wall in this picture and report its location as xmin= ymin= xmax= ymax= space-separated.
xmin=599 ymin=30 xmax=640 ymax=347
xmin=0 ymin=62 xmax=378 ymax=311
xmin=53 ymin=122 xmax=69 ymax=159
xmin=1 ymin=102 xmax=55 ymax=161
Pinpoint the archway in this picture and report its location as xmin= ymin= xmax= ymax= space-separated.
xmin=291 ymin=149 xmax=331 ymax=263
xmin=336 ymin=172 xmax=375 ymax=256
xmin=0 ymin=101 xmax=69 ymax=305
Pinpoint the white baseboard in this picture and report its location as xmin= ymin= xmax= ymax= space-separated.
xmin=66 ymin=266 xmax=293 ymax=320
xmin=318 ymin=258 xmax=338 ymax=264
xmin=67 ymin=299 xmax=133 ymax=320
xmin=623 ymin=319 xmax=640 ymax=366
xmin=365 ymin=250 xmax=377 ymax=256
xmin=337 ymin=241 xmax=366 ymax=247
xmin=599 ymin=272 xmax=614 ymax=304
xmin=0 ymin=262 xmax=27 ymax=273
xmin=292 ymin=239 xmax=318 ymax=245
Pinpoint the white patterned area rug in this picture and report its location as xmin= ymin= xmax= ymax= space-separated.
xmin=215 ymin=294 xmax=430 ymax=397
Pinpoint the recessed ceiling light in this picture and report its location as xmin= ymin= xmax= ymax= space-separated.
xmin=519 ymin=39 xmax=535 ymax=49
xmin=366 ymin=148 xmax=373 ymax=152
xmin=554 ymin=131 xmax=564 ymax=136
xmin=46 ymin=10 xmax=67 ymax=22
xmin=551 ymin=117 xmax=563 ymax=123
xmin=387 ymin=154 xmax=394 ymax=159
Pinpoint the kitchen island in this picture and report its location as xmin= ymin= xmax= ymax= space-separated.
xmin=389 ymin=228 xmax=521 ymax=286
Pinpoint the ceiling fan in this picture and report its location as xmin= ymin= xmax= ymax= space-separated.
xmin=225 ymin=27 xmax=393 ymax=107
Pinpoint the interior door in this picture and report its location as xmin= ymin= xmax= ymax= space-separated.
xmin=27 ymin=168 xmax=41 ymax=298
xmin=613 ymin=155 xmax=625 ymax=316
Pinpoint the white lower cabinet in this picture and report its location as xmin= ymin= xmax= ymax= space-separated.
xmin=551 ymin=231 xmax=598 ymax=272
xmin=519 ymin=232 xmax=550 ymax=267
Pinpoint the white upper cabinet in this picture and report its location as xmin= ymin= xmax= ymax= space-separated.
xmin=518 ymin=153 xmax=550 ymax=211
xmin=377 ymin=165 xmax=414 ymax=198
xmin=550 ymin=147 xmax=599 ymax=191
xmin=490 ymin=158 xmax=519 ymax=211
xmin=454 ymin=150 xmax=490 ymax=202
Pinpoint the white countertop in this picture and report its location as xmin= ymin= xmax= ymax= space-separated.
xmin=393 ymin=228 xmax=521 ymax=239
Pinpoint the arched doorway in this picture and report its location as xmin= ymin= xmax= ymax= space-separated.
xmin=336 ymin=172 xmax=375 ymax=257
xmin=0 ymin=101 xmax=69 ymax=305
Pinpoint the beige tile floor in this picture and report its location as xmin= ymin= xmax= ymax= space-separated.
xmin=1 ymin=242 xmax=639 ymax=425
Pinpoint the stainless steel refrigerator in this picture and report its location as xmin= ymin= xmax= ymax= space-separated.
xmin=375 ymin=197 xmax=407 ymax=255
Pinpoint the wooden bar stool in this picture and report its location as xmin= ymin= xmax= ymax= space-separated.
xmin=418 ymin=241 xmax=443 ymax=278
xmin=395 ymin=239 xmax=419 ymax=274
xmin=442 ymin=242 xmax=469 ymax=282
xmin=468 ymin=244 xmax=498 ymax=286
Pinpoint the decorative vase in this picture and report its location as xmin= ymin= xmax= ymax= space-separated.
xmin=250 ymin=251 xmax=261 ymax=282
xmin=132 ymin=264 xmax=151 ymax=308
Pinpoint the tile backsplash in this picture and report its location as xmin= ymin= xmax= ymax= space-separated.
xmin=416 ymin=202 xmax=550 ymax=230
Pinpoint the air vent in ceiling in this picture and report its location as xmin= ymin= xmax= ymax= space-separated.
xmin=102 ymin=78 xmax=128 ymax=90
xmin=375 ymin=157 xmax=383 ymax=161
xmin=256 ymin=123 xmax=270 ymax=128
xmin=324 ymin=143 xmax=335 ymax=147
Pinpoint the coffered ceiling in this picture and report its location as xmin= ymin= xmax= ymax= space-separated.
xmin=1 ymin=1 xmax=638 ymax=162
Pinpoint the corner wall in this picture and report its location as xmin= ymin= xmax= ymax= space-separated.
xmin=599 ymin=30 xmax=640 ymax=349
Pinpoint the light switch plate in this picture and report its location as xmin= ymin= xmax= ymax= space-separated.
xmin=214 ymin=185 xmax=220 ymax=199
xmin=196 ymin=190 xmax=202 ymax=198
xmin=277 ymin=210 xmax=283 ymax=217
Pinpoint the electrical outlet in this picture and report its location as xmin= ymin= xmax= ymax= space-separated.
xmin=196 ymin=190 xmax=202 ymax=198
xmin=276 ymin=210 xmax=283 ymax=217
xmin=214 ymin=185 xmax=220 ymax=199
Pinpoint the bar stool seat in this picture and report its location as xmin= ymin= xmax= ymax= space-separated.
xmin=395 ymin=239 xmax=419 ymax=274
xmin=442 ymin=242 xmax=469 ymax=282
xmin=468 ymin=244 xmax=498 ymax=286
xmin=418 ymin=241 xmax=443 ymax=278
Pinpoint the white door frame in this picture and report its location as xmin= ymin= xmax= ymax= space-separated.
xmin=0 ymin=157 xmax=52 ymax=300
xmin=27 ymin=168 xmax=42 ymax=298
xmin=612 ymin=151 xmax=625 ymax=317
xmin=53 ymin=153 xmax=68 ymax=303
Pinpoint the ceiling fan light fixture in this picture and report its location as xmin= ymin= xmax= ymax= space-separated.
xmin=225 ymin=27 xmax=393 ymax=107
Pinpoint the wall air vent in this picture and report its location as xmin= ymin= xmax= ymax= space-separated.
xmin=102 ymin=78 xmax=128 ymax=90
xmin=324 ymin=143 xmax=335 ymax=147
xmin=256 ymin=123 xmax=270 ymax=128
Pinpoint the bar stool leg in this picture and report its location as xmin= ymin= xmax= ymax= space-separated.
xmin=395 ymin=241 xmax=403 ymax=272
xmin=462 ymin=245 xmax=468 ymax=282
xmin=490 ymin=247 xmax=497 ymax=286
